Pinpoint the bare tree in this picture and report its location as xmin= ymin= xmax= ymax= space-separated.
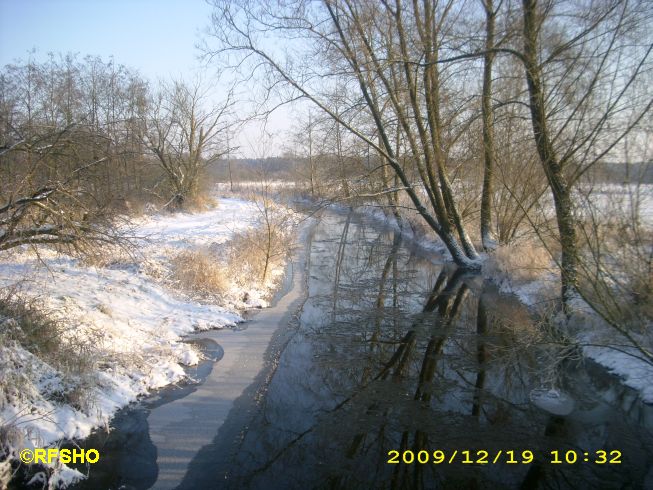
xmin=519 ymin=0 xmax=653 ymax=308
xmin=480 ymin=0 xmax=499 ymax=250
xmin=306 ymin=111 xmax=317 ymax=197
xmin=1 ymin=55 xmax=151 ymax=253
xmin=144 ymin=79 xmax=232 ymax=209
xmin=205 ymin=0 xmax=482 ymax=269
xmin=0 ymin=127 xmax=123 ymax=253
xmin=288 ymin=110 xmax=320 ymax=196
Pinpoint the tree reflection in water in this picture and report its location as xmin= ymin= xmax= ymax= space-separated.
xmin=181 ymin=211 xmax=652 ymax=490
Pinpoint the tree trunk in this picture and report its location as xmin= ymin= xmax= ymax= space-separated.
xmin=522 ymin=0 xmax=578 ymax=310
xmin=227 ymin=133 xmax=234 ymax=192
xmin=308 ymin=113 xmax=315 ymax=197
xmin=480 ymin=0 xmax=497 ymax=250
xmin=335 ymin=110 xmax=350 ymax=198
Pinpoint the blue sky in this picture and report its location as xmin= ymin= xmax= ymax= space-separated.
xmin=0 ymin=0 xmax=300 ymax=155
xmin=0 ymin=0 xmax=214 ymax=79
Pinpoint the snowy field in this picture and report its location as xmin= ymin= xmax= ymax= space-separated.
xmin=0 ymin=197 xmax=280 ymax=486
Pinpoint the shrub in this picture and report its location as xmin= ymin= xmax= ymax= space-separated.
xmin=79 ymin=241 xmax=136 ymax=268
xmin=184 ymin=193 xmax=218 ymax=212
xmin=169 ymin=249 xmax=230 ymax=300
xmin=576 ymin=190 xmax=653 ymax=332
xmin=484 ymin=239 xmax=555 ymax=285
xmin=226 ymin=224 xmax=292 ymax=289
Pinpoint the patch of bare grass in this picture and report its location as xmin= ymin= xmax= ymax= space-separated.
xmin=168 ymin=224 xmax=293 ymax=305
xmin=485 ymin=239 xmax=555 ymax=285
xmin=184 ymin=193 xmax=219 ymax=212
xmin=169 ymin=249 xmax=230 ymax=300
xmin=0 ymin=289 xmax=98 ymax=411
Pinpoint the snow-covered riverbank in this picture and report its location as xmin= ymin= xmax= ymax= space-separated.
xmin=326 ymin=199 xmax=653 ymax=405
xmin=0 ymin=197 xmax=296 ymax=487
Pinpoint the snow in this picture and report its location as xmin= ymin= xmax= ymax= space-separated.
xmin=134 ymin=197 xmax=259 ymax=249
xmin=0 ymin=195 xmax=292 ymax=487
xmin=579 ymin=328 xmax=653 ymax=403
xmin=493 ymin=270 xmax=560 ymax=307
xmin=493 ymin=277 xmax=653 ymax=405
xmin=29 ymin=465 xmax=84 ymax=489
xmin=529 ymin=388 xmax=576 ymax=415
xmin=576 ymin=183 xmax=653 ymax=227
xmin=2 ymin=182 xmax=650 ymax=486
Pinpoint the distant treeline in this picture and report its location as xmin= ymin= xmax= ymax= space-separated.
xmin=590 ymin=162 xmax=653 ymax=185
xmin=207 ymin=157 xmax=653 ymax=186
xmin=207 ymin=157 xmax=296 ymax=181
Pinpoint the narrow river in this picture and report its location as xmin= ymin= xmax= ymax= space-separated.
xmin=67 ymin=209 xmax=652 ymax=490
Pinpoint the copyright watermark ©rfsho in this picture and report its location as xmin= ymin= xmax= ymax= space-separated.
xmin=19 ymin=448 xmax=100 ymax=465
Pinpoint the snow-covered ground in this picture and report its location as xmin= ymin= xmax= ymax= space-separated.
xmin=0 ymin=196 xmax=294 ymax=487
xmin=575 ymin=183 xmax=653 ymax=227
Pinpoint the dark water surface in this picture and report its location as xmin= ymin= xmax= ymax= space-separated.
xmin=68 ymin=210 xmax=652 ymax=489
xmin=61 ymin=338 xmax=224 ymax=490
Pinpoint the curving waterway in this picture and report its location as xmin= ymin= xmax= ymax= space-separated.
xmin=62 ymin=209 xmax=652 ymax=490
